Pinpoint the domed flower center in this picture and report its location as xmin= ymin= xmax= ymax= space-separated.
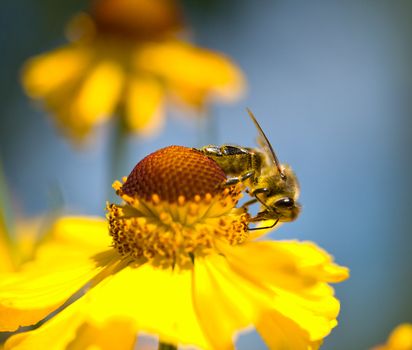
xmin=107 ymin=146 xmax=250 ymax=268
xmin=91 ymin=0 xmax=183 ymax=41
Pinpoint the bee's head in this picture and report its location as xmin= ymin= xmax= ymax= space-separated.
xmin=255 ymin=165 xmax=301 ymax=222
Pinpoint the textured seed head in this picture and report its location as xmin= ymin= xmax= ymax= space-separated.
xmin=91 ymin=0 xmax=183 ymax=40
xmin=122 ymin=145 xmax=227 ymax=203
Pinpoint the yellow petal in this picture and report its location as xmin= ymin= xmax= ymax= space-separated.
xmin=274 ymin=240 xmax=350 ymax=283
xmin=40 ymin=79 xmax=88 ymax=139
xmin=49 ymin=216 xmax=112 ymax=249
xmin=193 ymin=254 xmax=263 ymax=350
xmin=72 ymin=60 xmax=124 ymax=126
xmin=67 ymin=319 xmax=136 ymax=350
xmin=387 ymin=324 xmax=412 ymax=349
xmin=0 ymin=217 xmax=116 ymax=331
xmin=5 ymin=301 xmax=85 ymax=350
xmin=136 ymin=41 xmax=245 ymax=105
xmin=374 ymin=323 xmax=412 ymax=350
xmin=85 ymin=264 xmax=210 ymax=349
xmin=125 ymin=76 xmax=165 ymax=135
xmin=220 ymin=240 xmax=349 ymax=294
xmin=5 ymin=298 xmax=136 ymax=350
xmin=218 ymin=240 xmax=348 ymax=342
xmin=21 ymin=45 xmax=90 ymax=98
xmin=41 ymin=58 xmax=124 ymax=140
xmin=257 ymin=312 xmax=323 ymax=350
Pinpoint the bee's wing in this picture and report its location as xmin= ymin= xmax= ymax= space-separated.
xmin=246 ymin=108 xmax=285 ymax=177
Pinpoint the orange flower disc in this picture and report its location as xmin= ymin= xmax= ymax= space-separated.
xmin=122 ymin=145 xmax=227 ymax=203
xmin=91 ymin=0 xmax=183 ymax=40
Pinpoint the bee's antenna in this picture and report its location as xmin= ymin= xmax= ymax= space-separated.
xmin=246 ymin=108 xmax=286 ymax=179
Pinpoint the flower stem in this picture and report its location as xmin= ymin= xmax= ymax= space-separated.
xmin=158 ymin=342 xmax=177 ymax=350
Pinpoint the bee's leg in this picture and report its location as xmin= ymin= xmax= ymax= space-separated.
xmin=196 ymin=145 xmax=223 ymax=156
xmin=250 ymin=188 xmax=271 ymax=209
xmin=224 ymin=170 xmax=255 ymax=186
xmin=250 ymin=188 xmax=270 ymax=196
xmin=221 ymin=145 xmax=250 ymax=156
xmin=247 ymin=218 xmax=279 ymax=231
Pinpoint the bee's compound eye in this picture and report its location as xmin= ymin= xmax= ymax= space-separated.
xmin=275 ymin=197 xmax=295 ymax=208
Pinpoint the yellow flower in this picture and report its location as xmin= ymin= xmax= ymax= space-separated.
xmin=0 ymin=146 xmax=348 ymax=349
xmin=22 ymin=0 xmax=245 ymax=140
xmin=373 ymin=324 xmax=412 ymax=350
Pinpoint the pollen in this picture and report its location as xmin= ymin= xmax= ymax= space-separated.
xmin=107 ymin=145 xmax=250 ymax=268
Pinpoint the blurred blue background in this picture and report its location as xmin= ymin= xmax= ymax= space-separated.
xmin=1 ymin=0 xmax=411 ymax=349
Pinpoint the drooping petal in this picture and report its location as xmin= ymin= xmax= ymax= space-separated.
xmin=84 ymin=264 xmax=210 ymax=349
xmin=220 ymin=240 xmax=348 ymax=293
xmin=256 ymin=312 xmax=323 ymax=350
xmin=21 ymin=45 xmax=91 ymax=98
xmin=193 ymin=253 xmax=263 ymax=350
xmin=192 ymin=248 xmax=330 ymax=350
xmin=0 ymin=217 xmax=117 ymax=331
xmin=217 ymin=240 xmax=349 ymax=345
xmin=125 ymin=76 xmax=165 ymax=135
xmin=135 ymin=41 xmax=245 ymax=106
xmin=71 ymin=60 xmax=124 ymax=127
xmin=4 ymin=297 xmax=136 ymax=350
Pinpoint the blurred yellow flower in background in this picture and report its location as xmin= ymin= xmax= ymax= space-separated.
xmin=22 ymin=0 xmax=245 ymax=141
xmin=373 ymin=324 xmax=412 ymax=350
xmin=0 ymin=146 xmax=348 ymax=350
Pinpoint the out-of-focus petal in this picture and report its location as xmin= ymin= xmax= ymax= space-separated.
xmin=136 ymin=41 xmax=245 ymax=105
xmin=373 ymin=323 xmax=412 ymax=350
xmin=125 ymin=76 xmax=165 ymax=135
xmin=72 ymin=60 xmax=124 ymax=126
xmin=49 ymin=217 xmax=112 ymax=249
xmin=386 ymin=324 xmax=412 ymax=349
xmin=21 ymin=46 xmax=91 ymax=98
xmin=0 ymin=217 xmax=117 ymax=331
xmin=85 ymin=264 xmax=210 ymax=349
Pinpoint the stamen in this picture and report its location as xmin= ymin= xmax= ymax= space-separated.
xmin=107 ymin=146 xmax=250 ymax=268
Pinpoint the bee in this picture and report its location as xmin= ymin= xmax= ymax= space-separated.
xmin=197 ymin=109 xmax=301 ymax=230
